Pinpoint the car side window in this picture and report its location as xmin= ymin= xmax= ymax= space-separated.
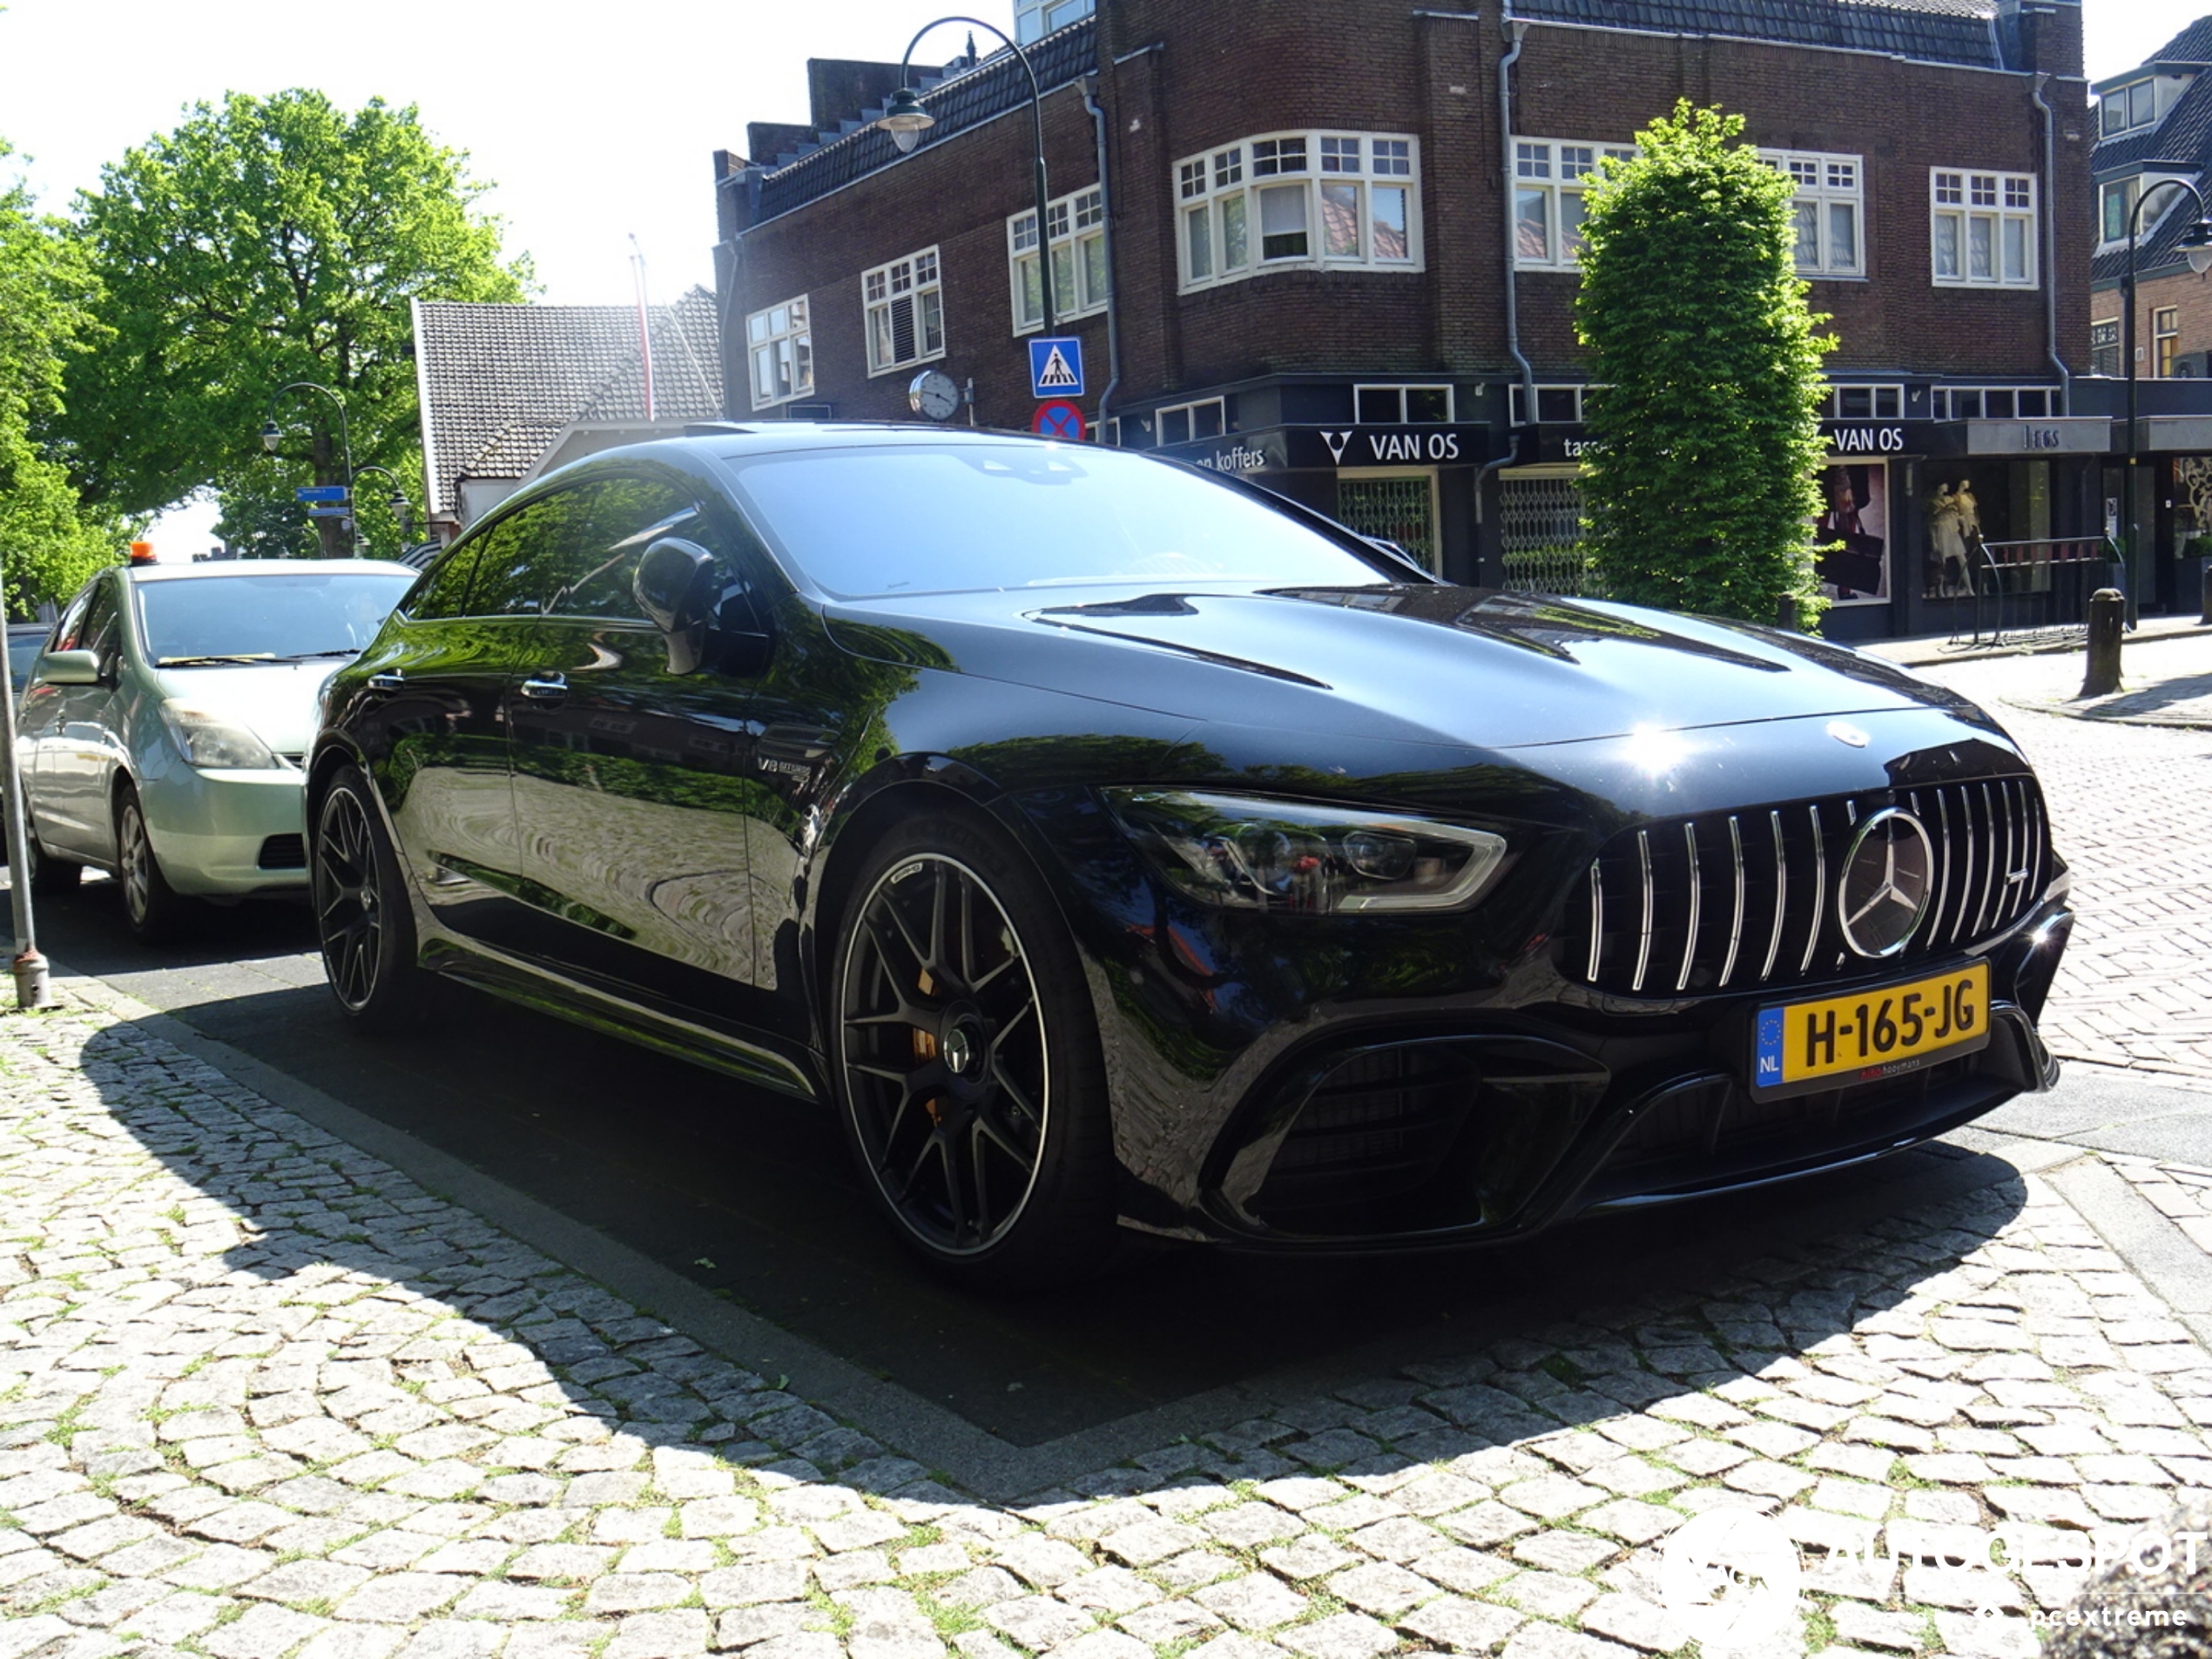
xmin=465 ymin=493 xmax=589 ymax=618
xmin=405 ymin=543 xmax=484 ymax=622
xmin=70 ymin=583 xmax=122 ymax=670
xmin=48 ymin=585 xmax=93 ymax=653
xmin=543 ymin=478 xmax=701 ymax=623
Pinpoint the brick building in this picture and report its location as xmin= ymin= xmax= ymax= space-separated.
xmin=715 ymin=0 xmax=2100 ymax=641
xmin=2088 ymin=16 xmax=2212 ymax=611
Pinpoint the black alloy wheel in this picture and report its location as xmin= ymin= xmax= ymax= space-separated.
xmin=832 ymin=811 xmax=1115 ymax=1286
xmin=115 ymin=784 xmax=187 ymax=943
xmin=313 ymin=765 xmax=429 ymax=1032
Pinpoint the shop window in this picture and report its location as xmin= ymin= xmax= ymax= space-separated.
xmin=1499 ymin=471 xmax=1596 ymax=596
xmin=864 ymin=247 xmax=943 ymax=376
xmin=2156 ymin=307 xmax=2182 ymax=378
xmin=1508 ymin=384 xmax=1588 ymax=424
xmin=1008 ymin=188 xmax=1107 ymax=334
xmin=1152 ymin=398 xmax=1225 ymax=447
xmin=1511 ymin=139 xmax=1635 ymax=269
xmin=1354 ymin=385 xmax=1453 ymax=424
xmin=2091 ymin=319 xmax=2121 ymax=378
xmin=1824 ymin=384 xmax=1904 ymax=420
xmin=746 ymin=296 xmax=813 ymax=410
xmin=1336 ymin=473 xmax=1439 ymax=573
xmin=1932 ymin=170 xmax=2037 ymax=288
xmin=1176 ymin=131 xmax=1420 ymax=292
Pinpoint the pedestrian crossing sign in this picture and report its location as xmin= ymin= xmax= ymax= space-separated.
xmin=1028 ymin=336 xmax=1085 ymax=399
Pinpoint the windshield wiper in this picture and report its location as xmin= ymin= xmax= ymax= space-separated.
xmin=156 ymin=653 xmax=275 ymax=666
xmin=273 ymin=649 xmax=362 ymax=662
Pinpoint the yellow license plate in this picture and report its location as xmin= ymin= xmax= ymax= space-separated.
xmin=1753 ymin=961 xmax=1991 ymax=1091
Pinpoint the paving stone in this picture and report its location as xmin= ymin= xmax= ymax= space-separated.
xmin=1278 ymin=1609 xmax=1401 ymax=1659
xmin=1328 ymin=1559 xmax=1437 ymax=1616
xmin=1193 ymin=1571 xmax=1311 ymax=1630
xmin=984 ymin=1593 xmax=1095 ymax=1649
xmin=1403 ymin=1595 xmax=1527 ymax=1654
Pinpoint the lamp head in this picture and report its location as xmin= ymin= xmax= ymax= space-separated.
xmin=391 ymin=494 xmax=413 ymax=536
xmin=2184 ymin=216 xmax=2212 ymax=275
xmin=260 ymin=419 xmax=282 ymax=454
xmin=877 ymin=85 xmax=934 ymax=154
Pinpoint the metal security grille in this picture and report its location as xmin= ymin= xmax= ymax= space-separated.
xmin=1554 ymin=776 xmax=2051 ymax=998
xmin=1336 ymin=476 xmax=1436 ymax=571
xmin=1499 ymin=475 xmax=1597 ymax=595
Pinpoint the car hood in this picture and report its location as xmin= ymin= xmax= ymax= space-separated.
xmin=151 ymin=662 xmax=337 ymax=755
xmin=821 ymin=584 xmax=1993 ymax=751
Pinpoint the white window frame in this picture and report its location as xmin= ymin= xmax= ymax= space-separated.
xmin=2155 ymin=307 xmax=2182 ymax=378
xmin=1931 ymin=169 xmax=2038 ymax=289
xmin=1014 ymin=0 xmax=1092 ymax=44
xmin=745 ymin=296 xmax=813 ymax=411
xmin=863 ymin=247 xmax=944 ymax=376
xmin=1508 ymin=383 xmax=1590 ymax=425
xmin=1008 ymin=186 xmax=1107 ymax=334
xmin=2101 ymin=79 xmax=2159 ymax=138
xmin=2090 ymin=317 xmax=2121 ymax=378
xmin=1353 ymin=384 xmax=1455 ymax=423
xmin=1928 ymin=386 xmax=2060 ymax=421
xmin=1511 ymin=139 xmax=1635 ymax=269
xmin=1152 ymin=398 xmax=1226 ymax=448
xmin=1769 ymin=150 xmax=1864 ymax=279
xmin=1823 ymin=384 xmax=1904 ymax=420
xmin=1175 ymin=131 xmax=1420 ymax=293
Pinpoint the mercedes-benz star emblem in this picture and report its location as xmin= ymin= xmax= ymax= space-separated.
xmin=1837 ymin=808 xmax=1935 ymax=958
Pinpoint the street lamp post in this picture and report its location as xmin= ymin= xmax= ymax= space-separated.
xmin=2121 ymin=182 xmax=2212 ymax=624
xmin=261 ymin=381 xmax=358 ymax=556
xmin=350 ymin=464 xmax=416 ymax=550
xmin=875 ymin=16 xmax=1056 ymax=341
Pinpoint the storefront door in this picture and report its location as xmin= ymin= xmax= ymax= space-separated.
xmin=1336 ymin=469 xmax=1440 ymax=573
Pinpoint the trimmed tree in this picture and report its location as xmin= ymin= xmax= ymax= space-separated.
xmin=1574 ymin=102 xmax=1834 ymax=626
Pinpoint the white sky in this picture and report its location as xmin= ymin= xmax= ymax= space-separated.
xmin=0 ymin=0 xmax=2196 ymax=548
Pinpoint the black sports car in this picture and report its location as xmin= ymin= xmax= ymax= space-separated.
xmin=309 ymin=426 xmax=2071 ymax=1286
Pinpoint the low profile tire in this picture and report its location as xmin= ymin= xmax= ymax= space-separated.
xmin=829 ymin=808 xmax=1118 ymax=1291
xmin=115 ymin=783 xmax=191 ymax=944
xmin=20 ymin=825 xmax=81 ymax=896
xmin=312 ymin=765 xmax=432 ymax=1033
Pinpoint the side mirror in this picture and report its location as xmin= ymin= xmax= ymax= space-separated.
xmin=36 ymin=650 xmax=101 ymax=686
xmin=634 ymin=537 xmax=720 ymax=675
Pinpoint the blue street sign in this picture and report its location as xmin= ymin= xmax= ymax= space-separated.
xmin=305 ymin=506 xmax=353 ymax=519
xmin=1032 ymin=400 xmax=1086 ymax=442
xmin=1028 ymin=336 xmax=1084 ymax=400
xmin=295 ymin=485 xmax=349 ymax=503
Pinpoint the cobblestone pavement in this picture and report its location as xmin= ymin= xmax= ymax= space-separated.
xmin=5 ymin=996 xmax=2210 ymax=1659
xmin=2107 ymin=1157 xmax=2212 ymax=1258
xmin=1902 ymin=649 xmax=2212 ymax=1086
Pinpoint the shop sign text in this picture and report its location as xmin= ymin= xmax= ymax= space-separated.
xmin=1322 ymin=428 xmax=1463 ymax=465
xmin=1831 ymin=425 xmax=1907 ymax=455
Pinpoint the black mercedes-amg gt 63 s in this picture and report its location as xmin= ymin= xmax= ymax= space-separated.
xmin=308 ymin=426 xmax=2070 ymax=1286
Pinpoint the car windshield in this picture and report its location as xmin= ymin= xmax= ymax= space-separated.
xmin=135 ymin=571 xmax=417 ymax=665
xmin=718 ymin=442 xmax=1394 ymax=600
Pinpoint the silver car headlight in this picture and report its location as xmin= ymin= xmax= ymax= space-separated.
xmin=1103 ymin=789 xmax=1508 ymax=914
xmin=160 ymin=703 xmax=280 ymax=771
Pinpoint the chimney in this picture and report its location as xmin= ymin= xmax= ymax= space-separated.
xmin=1998 ymin=0 xmax=2083 ymax=80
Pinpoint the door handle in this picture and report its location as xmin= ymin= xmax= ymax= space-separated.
xmin=519 ymin=673 xmax=568 ymax=700
xmin=368 ymin=671 xmax=407 ymax=692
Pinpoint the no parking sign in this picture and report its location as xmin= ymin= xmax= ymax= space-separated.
xmin=1032 ymin=400 xmax=1086 ymax=441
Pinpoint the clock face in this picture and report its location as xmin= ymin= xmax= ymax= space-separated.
xmin=909 ymin=369 xmax=961 ymax=421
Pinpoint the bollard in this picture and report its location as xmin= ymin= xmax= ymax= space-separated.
xmin=10 ymin=948 xmax=47 ymax=1010
xmin=1776 ymin=593 xmax=1801 ymax=632
xmin=2082 ymin=587 xmax=2125 ymax=697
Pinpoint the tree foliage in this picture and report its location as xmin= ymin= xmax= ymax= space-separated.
xmin=1574 ymin=103 xmax=1834 ymax=626
xmin=61 ymin=89 xmax=528 ymax=555
xmin=0 ymin=142 xmax=125 ymax=614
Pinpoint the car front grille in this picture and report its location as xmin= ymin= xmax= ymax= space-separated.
xmin=257 ymin=834 xmax=307 ymax=870
xmin=1557 ymin=776 xmax=2050 ymax=998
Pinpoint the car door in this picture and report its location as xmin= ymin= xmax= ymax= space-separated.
xmin=33 ymin=577 xmax=129 ymax=860
xmin=351 ymin=514 xmax=539 ymax=950
xmin=502 ymin=471 xmax=765 ymax=1018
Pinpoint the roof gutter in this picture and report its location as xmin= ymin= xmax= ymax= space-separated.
xmin=2032 ymin=72 xmax=2074 ymax=415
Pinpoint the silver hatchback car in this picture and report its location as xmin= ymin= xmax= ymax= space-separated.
xmin=15 ymin=556 xmax=418 ymax=941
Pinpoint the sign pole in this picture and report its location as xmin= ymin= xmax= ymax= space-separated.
xmin=0 ymin=583 xmax=49 ymax=1008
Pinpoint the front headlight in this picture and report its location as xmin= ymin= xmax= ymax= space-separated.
xmin=160 ymin=703 xmax=280 ymax=770
xmin=1103 ymin=789 xmax=1508 ymax=914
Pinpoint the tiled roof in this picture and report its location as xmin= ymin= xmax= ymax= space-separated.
xmin=1511 ymin=0 xmax=2002 ymax=68
xmin=414 ymin=288 xmax=724 ymax=517
xmin=2091 ymin=22 xmax=2212 ymax=287
xmin=2145 ymin=18 xmax=2212 ymax=69
xmin=752 ymin=17 xmax=1098 ymax=225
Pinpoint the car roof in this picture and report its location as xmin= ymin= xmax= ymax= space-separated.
xmin=121 ymin=558 xmax=418 ymax=583
xmin=551 ymin=421 xmax=1103 ymax=474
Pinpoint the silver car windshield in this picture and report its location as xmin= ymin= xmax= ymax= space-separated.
xmin=718 ymin=443 xmax=1394 ymax=600
xmin=136 ymin=572 xmax=416 ymax=665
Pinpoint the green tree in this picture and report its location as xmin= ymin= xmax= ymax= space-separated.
xmin=0 ymin=142 xmax=125 ymax=613
xmin=62 ymin=89 xmax=529 ymax=556
xmin=1574 ymin=102 xmax=1834 ymax=626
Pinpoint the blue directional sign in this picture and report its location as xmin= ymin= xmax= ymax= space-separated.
xmin=1028 ymin=336 xmax=1084 ymax=400
xmin=305 ymin=506 xmax=353 ymax=519
xmin=295 ymin=485 xmax=349 ymax=503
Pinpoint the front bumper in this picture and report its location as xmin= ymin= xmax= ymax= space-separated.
xmin=141 ymin=767 xmax=310 ymax=896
